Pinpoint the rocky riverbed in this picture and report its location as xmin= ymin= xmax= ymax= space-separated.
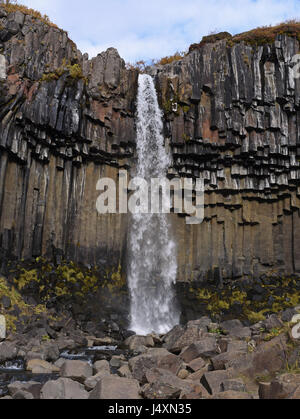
xmin=0 ymin=307 xmax=300 ymax=399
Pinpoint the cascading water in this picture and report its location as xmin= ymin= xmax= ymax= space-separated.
xmin=127 ymin=74 xmax=180 ymax=335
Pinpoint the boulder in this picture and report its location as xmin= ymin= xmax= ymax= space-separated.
xmin=128 ymin=348 xmax=170 ymax=384
xmin=93 ymin=359 xmax=110 ymax=374
xmin=145 ymin=368 xmax=196 ymax=395
xmin=117 ymin=364 xmax=133 ymax=379
xmin=124 ymin=335 xmax=154 ymax=350
xmin=163 ymin=324 xmax=205 ymax=353
xmin=0 ymin=342 xmax=17 ymax=361
xmin=60 ymin=360 xmax=93 ymax=384
xmin=157 ymin=353 xmax=183 ymax=375
xmin=89 ymin=376 xmax=141 ymax=400
xmin=220 ymin=320 xmax=251 ymax=339
xmin=188 ymin=357 xmax=206 ymax=372
xmin=84 ymin=371 xmax=111 ymax=391
xmin=8 ymin=381 xmax=42 ymax=399
xmin=41 ymin=378 xmax=89 ymax=399
xmin=201 ymin=370 xmax=233 ymax=395
xmin=221 ymin=378 xmax=246 ymax=393
xmin=260 ymin=374 xmax=300 ymax=399
xmin=281 ymin=308 xmax=297 ymax=323
xmin=180 ymin=337 xmax=219 ymax=362
xmin=187 ymin=317 xmax=212 ymax=330
xmin=211 ymin=351 xmax=245 ymax=370
xmin=26 ymin=359 xmax=60 ymax=374
xmin=263 ymin=314 xmax=284 ymax=332
xmin=228 ymin=335 xmax=287 ymax=378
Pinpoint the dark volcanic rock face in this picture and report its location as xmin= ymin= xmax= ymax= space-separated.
xmin=153 ymin=36 xmax=300 ymax=282
xmin=0 ymin=7 xmax=138 ymax=268
xmin=1 ymin=7 xmax=300 ymax=284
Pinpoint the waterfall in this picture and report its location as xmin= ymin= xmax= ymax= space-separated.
xmin=127 ymin=74 xmax=180 ymax=335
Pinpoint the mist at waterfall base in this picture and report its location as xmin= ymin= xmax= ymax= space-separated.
xmin=127 ymin=74 xmax=180 ymax=336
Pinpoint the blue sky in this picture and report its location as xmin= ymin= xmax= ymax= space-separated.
xmin=22 ymin=0 xmax=300 ymax=63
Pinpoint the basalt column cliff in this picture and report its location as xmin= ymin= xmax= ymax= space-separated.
xmin=1 ymin=7 xmax=300 ymax=285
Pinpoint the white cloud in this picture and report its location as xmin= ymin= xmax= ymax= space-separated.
xmin=21 ymin=0 xmax=300 ymax=62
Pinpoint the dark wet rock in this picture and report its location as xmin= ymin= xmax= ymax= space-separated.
xmin=281 ymin=308 xmax=297 ymax=323
xmin=1 ymin=296 xmax=11 ymax=309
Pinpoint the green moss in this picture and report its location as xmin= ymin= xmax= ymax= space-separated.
xmin=188 ymin=275 xmax=300 ymax=324
xmin=0 ymin=277 xmax=47 ymax=332
xmin=40 ymin=62 xmax=87 ymax=84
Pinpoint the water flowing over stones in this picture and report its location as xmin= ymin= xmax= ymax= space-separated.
xmin=127 ymin=74 xmax=179 ymax=335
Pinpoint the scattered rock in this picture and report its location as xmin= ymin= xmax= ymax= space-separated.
xmin=27 ymin=359 xmax=60 ymax=374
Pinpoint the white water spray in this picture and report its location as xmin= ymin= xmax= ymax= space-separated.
xmin=127 ymin=74 xmax=180 ymax=335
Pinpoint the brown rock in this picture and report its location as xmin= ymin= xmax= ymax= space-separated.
xmin=60 ymin=360 xmax=93 ymax=384
xmin=89 ymin=376 xmax=141 ymax=400
xmin=41 ymin=378 xmax=88 ymax=400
